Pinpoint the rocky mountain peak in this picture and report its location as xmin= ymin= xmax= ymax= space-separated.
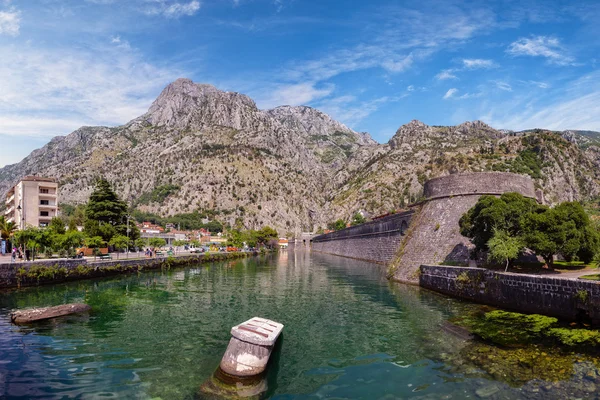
xmin=265 ymin=105 xmax=376 ymax=145
xmin=455 ymin=120 xmax=500 ymax=138
xmin=387 ymin=120 xmax=430 ymax=148
xmin=145 ymin=78 xmax=260 ymax=130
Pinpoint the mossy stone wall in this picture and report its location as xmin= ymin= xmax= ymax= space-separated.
xmin=420 ymin=265 xmax=600 ymax=323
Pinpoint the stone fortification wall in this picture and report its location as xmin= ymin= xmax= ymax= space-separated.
xmin=311 ymin=211 xmax=414 ymax=264
xmin=420 ymin=265 xmax=600 ymax=323
xmin=423 ymin=172 xmax=536 ymax=200
xmin=391 ymin=172 xmax=536 ymax=283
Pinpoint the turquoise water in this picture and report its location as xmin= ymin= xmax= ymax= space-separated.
xmin=0 ymin=252 xmax=598 ymax=399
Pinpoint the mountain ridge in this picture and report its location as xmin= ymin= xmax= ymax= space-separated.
xmin=2 ymin=79 xmax=599 ymax=233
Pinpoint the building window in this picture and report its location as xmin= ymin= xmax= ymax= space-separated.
xmin=40 ymin=222 xmax=48 ymax=227
xmin=40 ymin=211 xmax=49 ymax=217
xmin=40 ymin=188 xmax=49 ymax=194
xmin=40 ymin=200 xmax=49 ymax=205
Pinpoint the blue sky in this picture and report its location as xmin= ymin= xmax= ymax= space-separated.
xmin=1 ymin=0 xmax=600 ymax=167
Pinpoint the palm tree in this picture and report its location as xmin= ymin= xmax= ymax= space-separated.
xmin=0 ymin=215 xmax=17 ymax=242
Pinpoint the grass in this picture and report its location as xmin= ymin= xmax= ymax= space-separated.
xmin=579 ymin=274 xmax=600 ymax=281
xmin=485 ymin=260 xmax=598 ymax=275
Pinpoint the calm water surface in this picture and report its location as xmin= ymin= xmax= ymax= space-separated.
xmin=0 ymin=252 xmax=597 ymax=399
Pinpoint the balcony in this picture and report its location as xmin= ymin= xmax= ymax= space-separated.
xmin=4 ymin=205 xmax=14 ymax=215
xmin=5 ymin=194 xmax=14 ymax=204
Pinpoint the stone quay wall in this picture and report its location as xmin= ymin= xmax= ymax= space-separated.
xmin=391 ymin=172 xmax=537 ymax=283
xmin=311 ymin=211 xmax=414 ymax=264
xmin=0 ymin=252 xmax=253 ymax=289
xmin=420 ymin=265 xmax=600 ymax=323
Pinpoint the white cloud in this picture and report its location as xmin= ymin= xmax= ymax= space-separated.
xmin=436 ymin=70 xmax=458 ymax=80
xmin=259 ymin=82 xmax=334 ymax=108
xmin=316 ymin=95 xmax=400 ymax=128
xmin=0 ymin=6 xmax=20 ymax=36
xmin=443 ymin=88 xmax=458 ymax=99
xmin=483 ymin=71 xmax=600 ymax=131
xmin=507 ymin=35 xmax=574 ymax=65
xmin=462 ymin=58 xmax=496 ymax=69
xmin=529 ymin=80 xmax=550 ymax=89
xmin=407 ymin=85 xmax=414 ymax=92
xmin=458 ymin=91 xmax=483 ymax=99
xmin=143 ymin=1 xmax=201 ymax=18
xmin=493 ymin=81 xmax=512 ymax=91
xmin=0 ymin=42 xmax=184 ymax=137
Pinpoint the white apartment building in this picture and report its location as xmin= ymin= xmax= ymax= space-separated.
xmin=5 ymin=176 xmax=59 ymax=229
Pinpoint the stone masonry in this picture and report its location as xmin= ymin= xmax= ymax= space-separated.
xmin=420 ymin=265 xmax=600 ymax=324
xmin=391 ymin=172 xmax=536 ymax=283
xmin=311 ymin=211 xmax=414 ymax=264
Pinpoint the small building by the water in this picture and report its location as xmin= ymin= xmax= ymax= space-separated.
xmin=4 ymin=176 xmax=59 ymax=229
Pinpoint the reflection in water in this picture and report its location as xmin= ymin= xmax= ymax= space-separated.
xmin=0 ymin=251 xmax=599 ymax=399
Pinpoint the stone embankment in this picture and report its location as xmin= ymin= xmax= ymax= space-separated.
xmin=0 ymin=252 xmax=253 ymax=289
xmin=420 ymin=265 xmax=600 ymax=323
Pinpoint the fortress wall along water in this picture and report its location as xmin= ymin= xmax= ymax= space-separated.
xmin=310 ymin=172 xmax=537 ymax=283
xmin=420 ymin=264 xmax=600 ymax=323
xmin=311 ymin=211 xmax=414 ymax=264
xmin=390 ymin=172 xmax=537 ymax=283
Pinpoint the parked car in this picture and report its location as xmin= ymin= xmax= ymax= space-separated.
xmin=76 ymin=246 xmax=109 ymax=257
xmin=189 ymin=247 xmax=204 ymax=253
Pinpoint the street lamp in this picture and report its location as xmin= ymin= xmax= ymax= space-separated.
xmin=121 ymin=214 xmax=132 ymax=258
xmin=16 ymin=204 xmax=23 ymax=258
xmin=126 ymin=214 xmax=131 ymax=258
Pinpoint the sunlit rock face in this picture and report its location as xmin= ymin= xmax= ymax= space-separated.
xmin=1 ymin=78 xmax=599 ymax=233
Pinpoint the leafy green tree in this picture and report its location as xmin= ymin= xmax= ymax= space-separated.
xmin=333 ymin=219 xmax=346 ymax=231
xmin=524 ymin=202 xmax=599 ymax=267
xmin=256 ymin=226 xmax=278 ymax=246
xmin=351 ymin=212 xmax=366 ymax=226
xmin=67 ymin=218 xmax=78 ymax=232
xmin=460 ymin=193 xmax=543 ymax=252
xmin=84 ymin=178 xmax=129 ymax=241
xmin=462 ymin=194 xmax=600 ymax=268
xmin=48 ymin=216 xmax=66 ymax=235
xmin=227 ymin=230 xmax=245 ymax=247
xmin=487 ymin=229 xmax=524 ymax=271
xmin=14 ymin=227 xmax=52 ymax=260
xmin=109 ymin=234 xmax=130 ymax=259
xmin=148 ymin=238 xmax=166 ymax=249
xmin=134 ymin=238 xmax=147 ymax=251
xmin=60 ymin=230 xmax=86 ymax=256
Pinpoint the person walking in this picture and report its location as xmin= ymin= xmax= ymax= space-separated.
xmin=11 ymin=247 xmax=16 ymax=263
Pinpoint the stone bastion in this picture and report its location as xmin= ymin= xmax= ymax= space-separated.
xmin=391 ymin=172 xmax=536 ymax=284
xmin=423 ymin=172 xmax=536 ymax=200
